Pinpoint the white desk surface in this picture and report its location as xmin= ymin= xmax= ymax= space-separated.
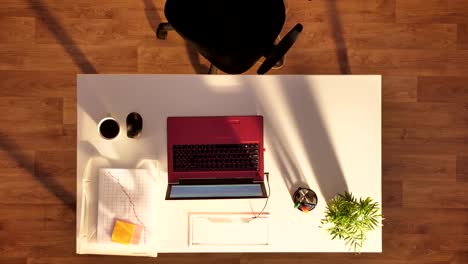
xmin=77 ymin=74 xmax=382 ymax=253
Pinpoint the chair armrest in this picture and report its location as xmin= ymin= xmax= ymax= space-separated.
xmin=257 ymin=23 xmax=303 ymax=74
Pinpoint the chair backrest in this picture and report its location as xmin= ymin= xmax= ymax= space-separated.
xmin=164 ymin=0 xmax=286 ymax=74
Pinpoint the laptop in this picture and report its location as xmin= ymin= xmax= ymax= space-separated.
xmin=166 ymin=116 xmax=266 ymax=200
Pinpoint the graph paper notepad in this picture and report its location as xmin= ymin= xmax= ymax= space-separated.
xmin=97 ymin=169 xmax=156 ymax=245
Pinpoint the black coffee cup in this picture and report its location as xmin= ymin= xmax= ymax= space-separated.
xmin=98 ymin=117 xmax=120 ymax=140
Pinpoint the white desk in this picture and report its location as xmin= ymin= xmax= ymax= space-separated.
xmin=76 ymin=75 xmax=381 ymax=255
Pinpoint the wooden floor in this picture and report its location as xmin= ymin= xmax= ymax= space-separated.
xmin=0 ymin=0 xmax=467 ymax=263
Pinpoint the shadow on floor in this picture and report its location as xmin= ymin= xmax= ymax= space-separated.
xmin=1 ymin=0 xmax=97 ymax=211
xmin=0 ymin=132 xmax=76 ymax=211
xmin=326 ymin=0 xmax=351 ymax=74
xmin=28 ymin=0 xmax=97 ymax=73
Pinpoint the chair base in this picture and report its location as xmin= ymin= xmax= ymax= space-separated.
xmin=209 ymin=64 xmax=218 ymax=74
xmin=273 ymin=57 xmax=284 ymax=69
xmin=157 ymin=23 xmax=174 ymax=40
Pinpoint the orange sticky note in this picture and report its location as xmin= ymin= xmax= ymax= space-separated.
xmin=111 ymin=219 xmax=143 ymax=245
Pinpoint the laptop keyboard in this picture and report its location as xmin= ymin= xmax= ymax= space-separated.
xmin=173 ymin=144 xmax=259 ymax=172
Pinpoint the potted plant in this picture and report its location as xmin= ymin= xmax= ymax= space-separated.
xmin=320 ymin=191 xmax=382 ymax=253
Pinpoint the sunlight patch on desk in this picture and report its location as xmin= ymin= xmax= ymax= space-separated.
xmin=202 ymin=75 xmax=243 ymax=93
xmin=80 ymin=156 xmax=112 ymax=245
xmin=136 ymin=159 xmax=160 ymax=182
xmin=82 ymin=156 xmax=112 ymax=182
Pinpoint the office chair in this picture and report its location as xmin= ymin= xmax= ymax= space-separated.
xmin=156 ymin=0 xmax=303 ymax=74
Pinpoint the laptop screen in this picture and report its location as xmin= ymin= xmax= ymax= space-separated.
xmin=167 ymin=184 xmax=265 ymax=199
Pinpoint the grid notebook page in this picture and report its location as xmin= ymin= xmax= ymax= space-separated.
xmin=97 ymin=169 xmax=156 ymax=245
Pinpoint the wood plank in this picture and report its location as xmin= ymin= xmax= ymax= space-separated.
xmin=418 ymin=76 xmax=468 ymax=103
xmin=37 ymin=0 xmax=154 ymax=9
xmin=459 ymin=24 xmax=468 ymax=49
xmin=35 ymin=18 xmax=128 ymax=45
xmin=0 ymin=97 xmax=62 ymax=134
xmin=138 ymin=46 xmax=210 ymax=74
xmin=28 ymin=254 xmax=241 ymax=264
xmin=291 ymin=23 xmax=456 ymax=50
xmin=396 ymin=0 xmax=468 ymax=23
xmin=360 ymin=0 xmax=396 ymax=22
xmin=288 ymin=0 xmax=396 ymax=23
xmin=0 ymin=7 xmax=36 ymax=18
xmin=0 ymin=258 xmax=26 ymax=264
xmin=22 ymin=44 xmax=137 ymax=73
xmin=241 ymin=254 xmax=396 ymax=264
xmin=27 ymin=256 xmax=154 ymax=264
xmin=35 ymin=151 xmax=75 ymax=178
xmin=383 ymin=102 xmax=468 ymax=128
xmin=0 ymin=205 xmax=46 ymax=231
xmin=0 ymin=0 xmax=163 ymax=19
xmin=0 ymin=44 xmax=25 ymax=70
xmin=382 ymin=234 xmax=468 ymax=260
xmin=453 ymin=253 xmax=468 ymax=264
xmin=277 ymin=49 xmax=345 ymax=74
xmin=382 ymin=76 xmax=417 ymax=102
xmin=43 ymin=204 xmax=75 ymax=231
xmin=0 ymin=124 xmax=76 ymax=151
xmin=0 ymin=71 xmax=75 ymax=97
xmin=383 ymin=180 xmax=403 ymax=207
xmin=349 ymin=49 xmax=449 ymax=75
xmin=46 ymin=7 xmax=127 ymax=20
xmin=456 ymin=156 xmax=468 ymax=182
xmin=384 ymin=208 xmax=468 ymax=235
xmin=149 ymin=254 xmax=242 ymax=264
xmin=345 ymin=23 xmax=456 ymax=49
xmin=240 ymin=250 xmax=457 ymax=264
xmin=0 ymin=44 xmax=137 ymax=73
xmin=282 ymin=49 xmax=468 ymax=75
xmin=440 ymin=235 xmax=468 ymax=251
xmin=0 ymin=17 xmax=35 ymax=44
xmin=0 ymin=230 xmax=75 ymax=257
xmin=383 ymin=155 xmax=456 ymax=182
xmin=383 ymin=128 xmax=468 ymax=155
xmin=0 ymin=177 xmax=75 ymax=205
xmin=63 ymin=97 xmax=76 ymax=125
xmin=403 ymin=181 xmax=468 ymax=208
xmin=0 ymin=0 xmax=151 ymax=9
xmin=0 ymin=150 xmax=34 ymax=177
xmin=0 ymin=204 xmax=74 ymax=232
xmin=0 ymin=5 xmax=127 ymax=19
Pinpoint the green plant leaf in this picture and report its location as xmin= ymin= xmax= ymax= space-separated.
xmin=320 ymin=192 xmax=382 ymax=253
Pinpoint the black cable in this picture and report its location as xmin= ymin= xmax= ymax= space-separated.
xmin=252 ymin=172 xmax=270 ymax=219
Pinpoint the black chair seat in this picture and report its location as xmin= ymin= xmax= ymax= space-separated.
xmin=164 ymin=0 xmax=286 ymax=74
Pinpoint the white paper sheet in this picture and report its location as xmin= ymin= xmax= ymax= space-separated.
xmin=97 ymin=169 xmax=156 ymax=245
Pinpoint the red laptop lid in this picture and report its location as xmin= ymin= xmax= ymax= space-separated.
xmin=167 ymin=116 xmax=264 ymax=184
